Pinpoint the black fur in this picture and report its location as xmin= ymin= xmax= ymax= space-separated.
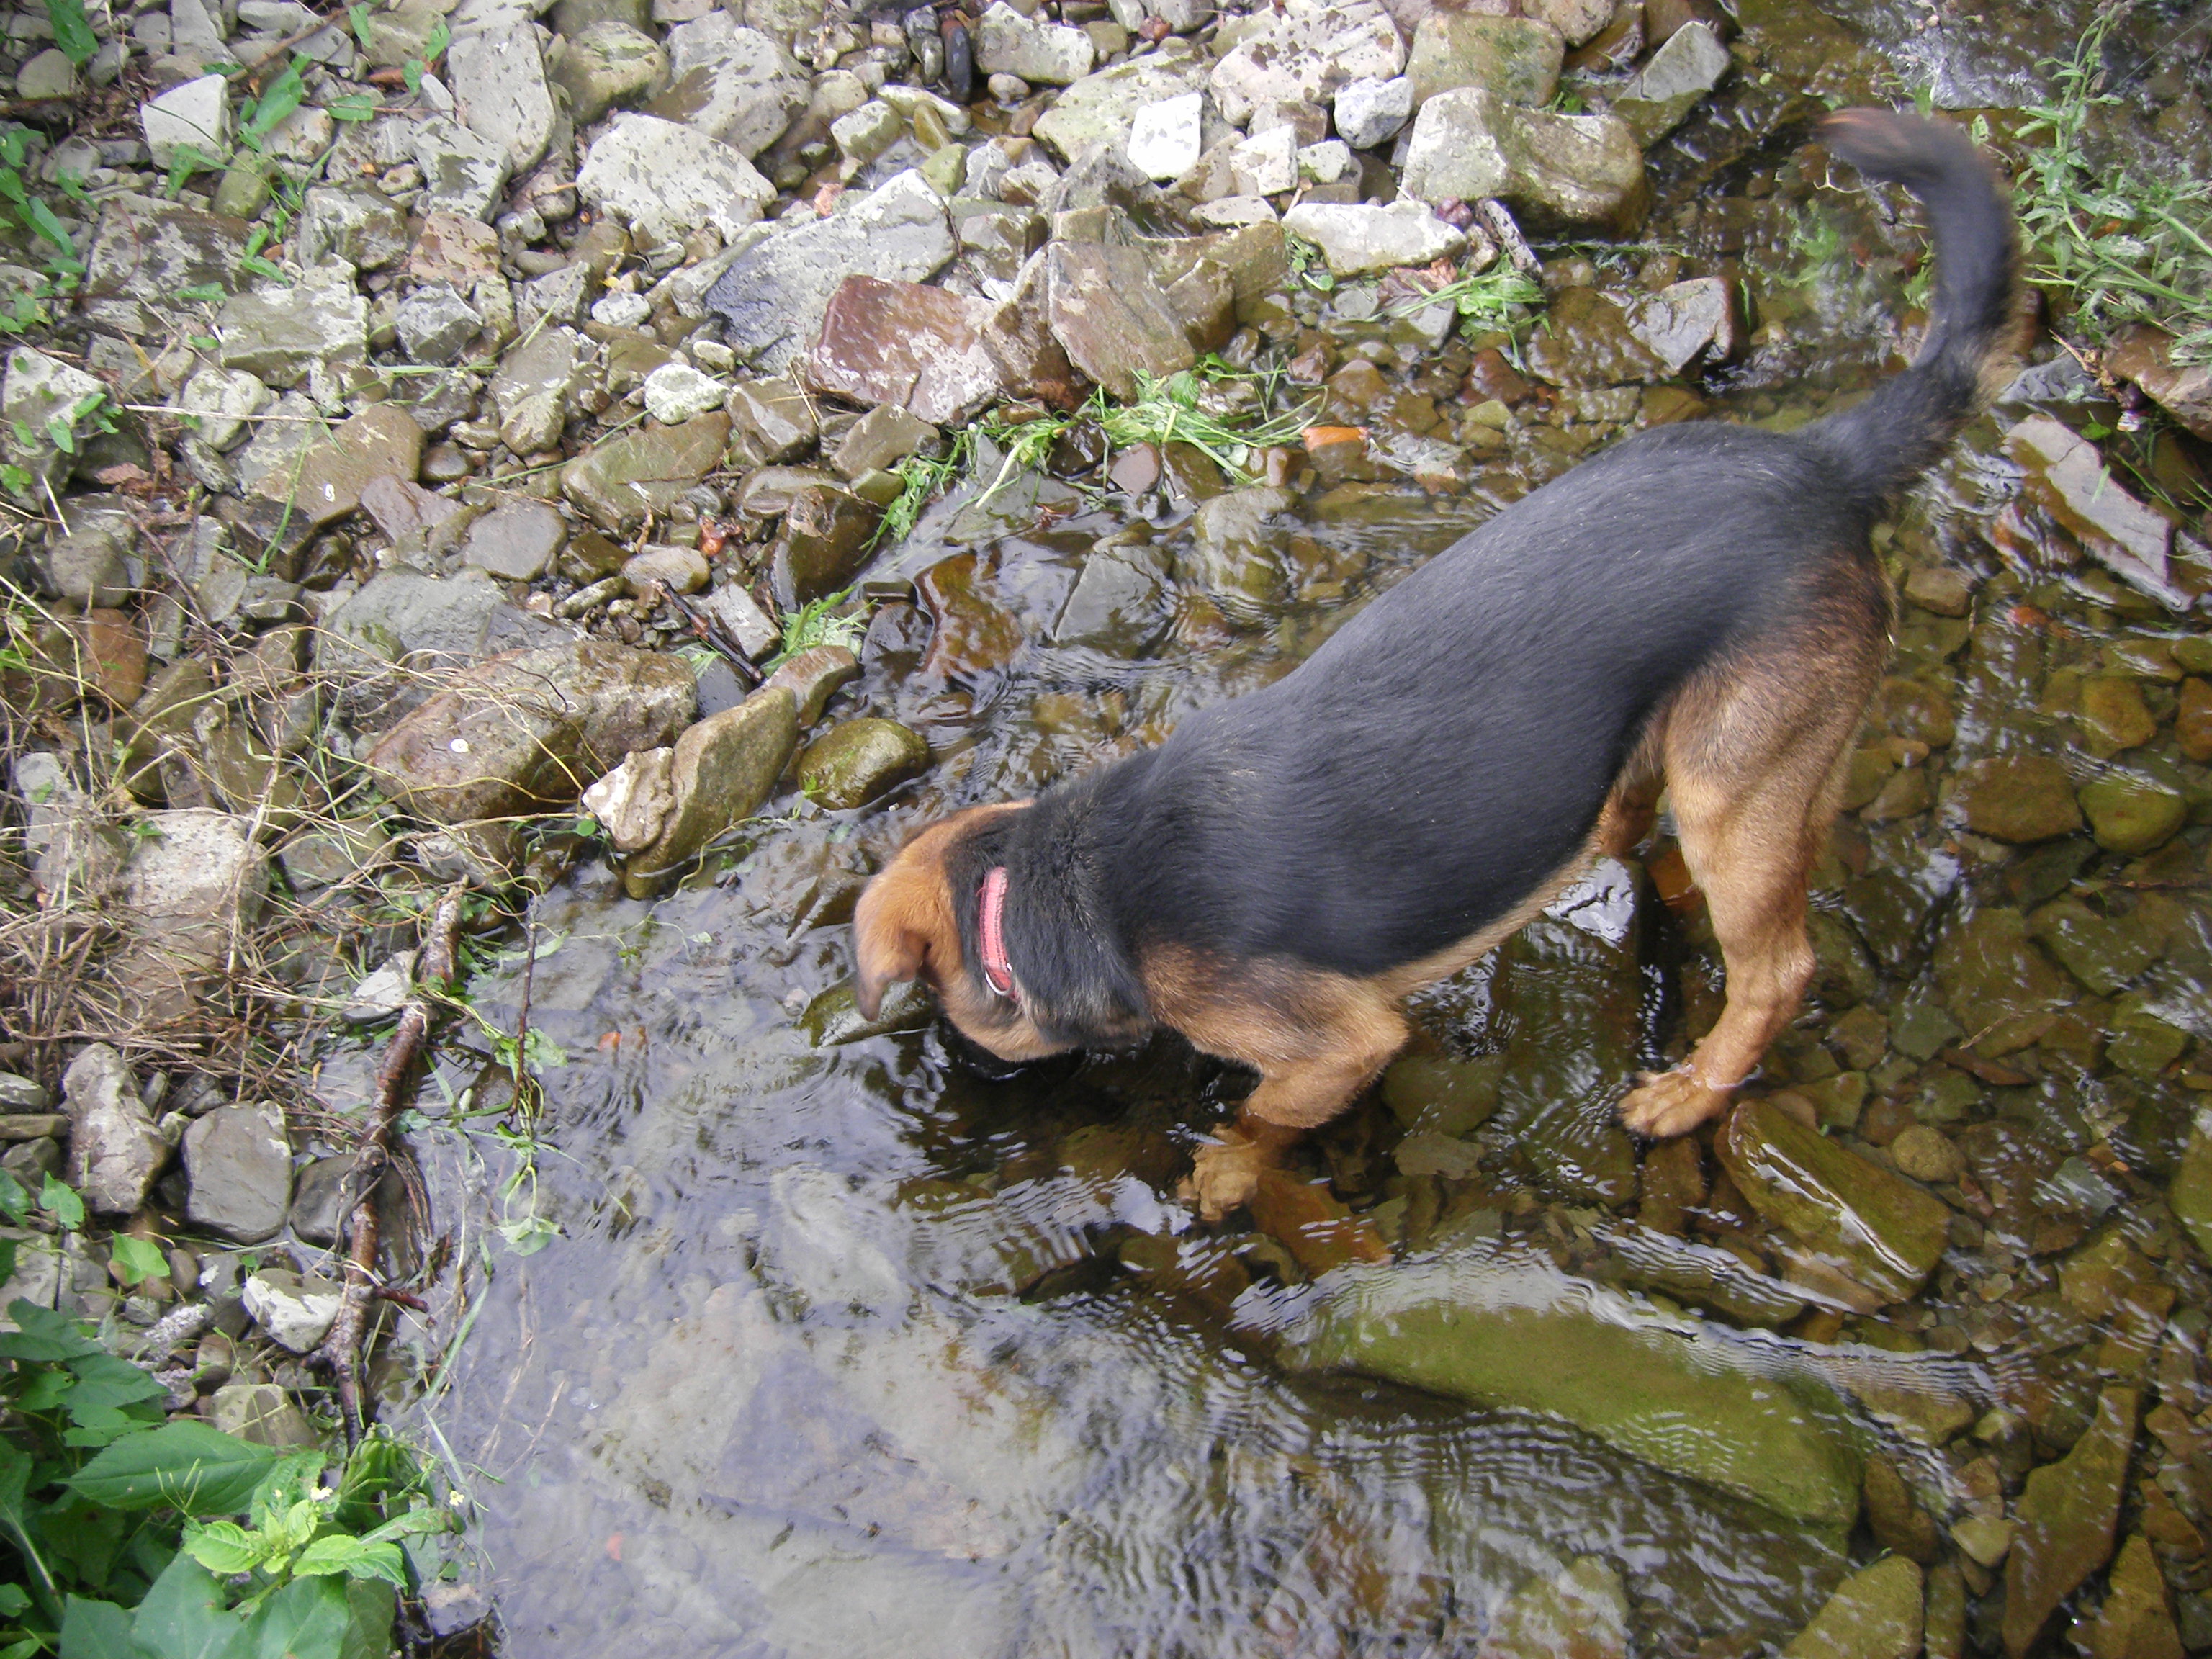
xmin=938 ymin=110 xmax=2016 ymax=1047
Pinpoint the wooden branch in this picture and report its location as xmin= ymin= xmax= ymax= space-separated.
xmin=311 ymin=884 xmax=467 ymax=1449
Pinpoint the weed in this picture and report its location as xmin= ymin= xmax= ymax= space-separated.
xmin=42 ymin=0 xmax=97 ymax=66
xmin=1388 ymin=264 xmax=1545 ymax=336
xmin=1285 ymin=233 xmax=1336 ymax=293
xmin=766 ymin=590 xmax=868 ymax=667
xmin=1092 ymin=362 xmax=1318 ymax=485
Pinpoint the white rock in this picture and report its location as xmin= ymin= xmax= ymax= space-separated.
xmin=1298 ymin=138 xmax=1354 ymax=183
xmin=412 ymin=115 xmax=509 ymax=220
xmin=122 ymin=808 xmax=267 ymax=974
xmin=580 ymin=746 xmax=676 ymax=852
xmin=1281 ymin=199 xmax=1467 ymax=274
xmin=1209 ymin=1 xmax=1406 ymax=129
xmin=1399 ymin=84 xmax=1511 ymax=204
xmin=1125 ymin=90 xmax=1202 ymax=181
xmin=591 ymin=290 xmax=653 ymax=329
xmin=1193 ymin=195 xmax=1280 ymax=227
xmin=168 ymin=0 xmax=227 ymax=55
xmin=242 ymin=1268 xmax=343 ymax=1353
xmin=698 ymin=583 xmax=778 ymax=657
xmin=179 ymin=367 xmax=271 ymax=453
xmin=974 ymin=0 xmax=1094 ymax=86
xmin=1332 ymin=74 xmax=1411 ymax=148
xmin=1621 ymin=20 xmax=1730 ymax=102
xmin=660 ymin=14 xmax=809 ymax=157
xmin=578 ymin=113 xmax=775 ymax=246
xmin=1228 ymin=123 xmax=1298 ymax=197
xmin=142 ymin=73 xmax=230 ymax=168
xmin=446 ymin=22 xmax=557 ymax=174
xmin=643 ymin=361 xmax=730 ymax=423
xmin=342 ymin=951 xmax=415 ymax=1024
xmin=63 ymin=1043 xmax=166 ymax=1218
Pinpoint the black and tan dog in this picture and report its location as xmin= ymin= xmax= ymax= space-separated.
xmin=854 ymin=109 xmax=2020 ymax=1218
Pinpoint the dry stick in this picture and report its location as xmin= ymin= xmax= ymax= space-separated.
xmin=313 ymin=883 xmax=467 ymax=1449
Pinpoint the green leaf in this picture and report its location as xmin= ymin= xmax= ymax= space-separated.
xmin=66 ymin=1421 xmax=286 ymax=1515
xmin=424 ymin=17 xmax=449 ymax=59
xmin=19 ymin=194 xmax=80 ymax=267
xmin=0 ymin=1168 xmax=28 ymax=1221
xmin=56 ymin=1596 xmax=135 ymax=1659
xmin=498 ymin=1215 xmax=558 ymax=1257
xmin=240 ymin=57 xmax=307 ymax=145
xmin=226 ymin=1575 xmax=351 ymax=1659
xmin=0 ymin=1298 xmax=99 ymax=1361
xmin=400 ymin=58 xmax=423 ymax=95
xmin=181 ymin=1519 xmax=271 ymax=1577
xmin=346 ymin=3 xmax=372 ymax=45
xmin=45 ymin=414 xmax=76 ymax=454
xmin=128 ymin=1552 xmax=245 ymax=1659
xmin=0 ymin=1582 xmax=29 ymax=1616
xmin=43 ymin=0 xmax=98 ymax=66
xmin=0 ymin=1238 xmax=14 ymax=1285
xmin=338 ymin=1578 xmax=395 ymax=1659
xmin=325 ymin=93 xmax=377 ymax=122
xmin=3 ymin=1637 xmax=42 ymax=1659
xmin=176 ymin=282 xmax=224 ymax=302
xmin=109 ymin=1236 xmax=169 ymax=1288
xmin=289 ymin=1533 xmax=405 ymax=1586
xmin=40 ymin=1174 xmax=85 ymax=1230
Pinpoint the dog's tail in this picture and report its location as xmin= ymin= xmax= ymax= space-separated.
xmin=1805 ymin=108 xmax=2020 ymax=513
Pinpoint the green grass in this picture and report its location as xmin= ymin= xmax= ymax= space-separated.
xmin=2014 ymin=6 xmax=2212 ymax=363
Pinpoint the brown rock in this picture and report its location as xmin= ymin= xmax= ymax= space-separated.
xmin=1950 ymin=754 xmax=2084 ymax=842
xmin=1040 ymin=241 xmax=1232 ymax=400
xmin=918 ymin=552 xmax=1025 ymax=680
xmin=2002 ymin=1385 xmax=2138 ymax=1657
xmin=408 ymin=212 xmax=503 ymax=289
xmin=2087 ymin=1533 xmax=2185 ymax=1659
xmin=1863 ymin=1452 xmax=1941 ymax=1563
xmin=276 ymin=403 xmax=425 ymax=531
xmin=1249 ymin=1168 xmax=1388 ymax=1276
xmin=629 ymin=688 xmax=799 ymax=881
xmin=761 ymin=644 xmax=858 ymax=724
xmin=2105 ymin=325 xmax=2212 ymax=442
xmin=766 ymin=485 xmax=881 ymax=611
xmin=805 ymin=276 xmax=1006 ymax=426
xmin=2178 ymin=678 xmax=2212 ymax=764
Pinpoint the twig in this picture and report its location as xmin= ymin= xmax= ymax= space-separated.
xmin=661 ymin=585 xmax=763 ymax=684
xmin=311 ymin=883 xmax=467 ymax=1449
xmin=1478 ymin=198 xmax=1540 ymax=277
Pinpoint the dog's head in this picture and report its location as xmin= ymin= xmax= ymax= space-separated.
xmin=851 ymin=801 xmax=1074 ymax=1063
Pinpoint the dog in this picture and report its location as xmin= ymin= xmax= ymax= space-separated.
xmin=853 ymin=108 xmax=2020 ymax=1220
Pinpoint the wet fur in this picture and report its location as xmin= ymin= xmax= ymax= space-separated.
xmin=853 ymin=109 xmax=2020 ymax=1215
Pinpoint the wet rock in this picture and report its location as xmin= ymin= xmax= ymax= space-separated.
xmin=63 ymin=1044 xmax=166 ymax=1217
xmin=1209 ymin=1 xmax=1406 ymax=127
xmin=1127 ymin=89 xmax=1203 ymax=179
xmin=580 ymin=745 xmax=676 ymax=852
xmin=629 ymin=687 xmax=800 ymax=878
xmin=1186 ymin=484 xmax=1295 ymax=615
xmin=215 ymin=269 xmax=368 ymax=387
xmin=1041 ymin=240 xmax=1231 ymax=398
xmin=1624 ymin=277 xmax=1735 ymax=373
xmin=2003 ymin=1385 xmax=2137 ymax=1656
xmin=319 ymin=568 xmax=565 ymax=695
xmin=1783 ymin=1557 xmax=1923 ymax=1659
xmin=242 ymin=1267 xmax=343 ymax=1353
xmin=1290 ymin=1261 xmax=1861 ymax=1524
xmin=831 ymin=405 xmax=936 ymax=478
xmin=1035 ymin=48 xmax=1211 ymax=161
xmin=279 ymin=403 xmax=423 ymax=531
xmin=1333 ymin=73 xmax=1413 ymax=148
xmin=413 ymin=116 xmax=511 ymax=220
xmin=490 ymin=323 xmax=581 ymax=454
xmin=395 ymin=282 xmax=482 ymax=364
xmin=642 ymin=361 xmax=729 ymax=424
xmin=181 ymin=1102 xmax=291 ymax=1244
xmin=577 ymin=113 xmax=773 ymax=246
xmin=796 ymin=717 xmax=930 ymax=809
xmin=1406 ymin=10 xmax=1560 ymax=108
xmin=2090 ymin=1534 xmax=2187 ymax=1659
xmin=766 ymin=484 xmax=880 ymax=609
xmin=2002 ymin=416 xmax=2179 ymax=606
xmin=747 ymin=647 xmax=850 ymax=732
xmin=142 ymin=73 xmax=230 ymax=168
xmin=622 ymin=544 xmax=709 ymax=595
xmin=1863 ymin=1452 xmax=1941 ymax=1563
xmin=366 ymin=641 xmax=696 ymax=834
xmin=448 ymin=22 xmax=557 ymax=174
xmin=1382 ymin=1049 xmax=1503 ymax=1137
xmin=2077 ymin=776 xmax=2186 ymax=857
xmin=562 ymin=412 xmax=732 ymax=532
xmin=1502 ymin=107 xmax=1645 ymax=233
xmin=548 ymin=19 xmax=667 ymax=124
xmin=119 ymin=809 xmax=267 ymax=1015
xmin=1523 ymin=287 xmax=1668 ymax=385
xmin=1950 ymin=754 xmax=2083 ymax=842
xmin=2028 ymin=894 xmax=2175 ymax=995
xmin=975 ymin=1 xmax=1093 ymax=85
xmin=1717 ymin=1097 xmax=1947 ymax=1303
xmin=2178 ymin=678 xmax=2212 ymax=764
xmin=1 ymin=349 xmax=106 ymax=499
xmin=462 ymin=500 xmax=567 ymax=581
xmin=806 ymin=276 xmax=1005 ymax=426
xmin=2105 ymin=325 xmax=2212 ymax=443
xmin=1399 ymin=86 xmax=1511 ymax=203
xmin=651 ymin=14 xmax=809 ymax=155
xmin=287 ymin=1155 xmax=355 ymax=1247
xmin=1889 ymin=1124 xmax=1963 ymax=1184
xmin=728 ymin=376 xmax=819 ymax=463
xmin=1280 ymin=200 xmax=1467 ymax=275
xmin=1490 ymin=909 xmax=1640 ymax=1207
xmin=2175 ymin=1126 xmax=2212 ymax=1264
xmin=1933 ymin=908 xmax=2073 ymax=1054
xmin=207 ymin=1381 xmax=318 ymax=1448
xmin=698 ymin=583 xmax=780 ymax=660
xmin=1611 ymin=20 xmax=1729 ymax=145
xmin=706 ymin=170 xmax=956 ymax=374
xmin=1053 ymin=545 xmax=1169 ymax=651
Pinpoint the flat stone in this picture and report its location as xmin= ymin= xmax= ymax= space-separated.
xmin=63 ymin=1043 xmax=165 ymax=1217
xmin=2004 ymin=1386 xmax=2137 ymax=1656
xmin=2106 ymin=325 xmax=2212 ymax=443
xmin=1405 ymin=10 xmax=1560 ymax=107
xmin=1033 ymin=48 xmax=1211 ymax=161
xmin=178 ymin=367 xmax=270 ymax=452
xmin=1624 ymin=276 xmax=1734 ymax=373
xmin=761 ymin=644 xmax=858 ymax=724
xmin=642 ymin=361 xmax=729 ymax=423
xmin=1042 ymin=240 xmax=1232 ymax=396
xmin=1717 ymin=1097 xmax=1949 ymax=1303
xmin=276 ymin=403 xmax=423 ymax=531
xmin=1280 ymin=200 xmax=1466 ymax=275
xmin=2077 ymin=775 xmax=2187 ymax=856
xmin=142 ymin=73 xmax=230 ymax=168
xmin=698 ymin=583 xmax=779 ymax=658
xmin=795 ymin=717 xmax=929 ymax=810
xmin=622 ymin=543 xmax=709 ymax=595
xmin=1210 ymin=1 xmax=1406 ymax=128
xmin=765 ymin=484 xmax=880 ymax=609
xmin=215 ymin=269 xmax=368 ymax=387
xmin=491 ymin=324 xmax=582 ymax=454
xmin=561 ymin=412 xmax=732 ymax=532
xmin=1227 ymin=123 xmax=1298 ymax=196
xmin=629 ymin=687 xmax=800 ymax=878
xmin=207 ymin=1380 xmax=318 ymax=1447
xmin=2173 ymin=1125 xmax=2212 ymax=1266
xmin=2004 ymin=415 xmax=2177 ymax=603
xmin=182 ymin=1101 xmax=291 ymax=1244
xmin=1783 ymin=1557 xmax=1923 ymax=1659
xmin=413 ymin=114 xmax=511 ymax=220
xmin=805 ymin=276 xmax=1004 ymax=426
xmin=1287 ymin=1259 xmax=1861 ymax=1525
xmin=409 ymin=212 xmax=504 ymax=289
xmin=242 ymin=1267 xmax=343 ymax=1352
xmin=1950 ymin=753 xmax=2083 ymax=842
xmin=117 ymin=809 xmax=266 ymax=1016
xmin=577 ymin=113 xmax=773 ymax=246
xmin=581 ymin=745 xmax=676 ymax=851
xmin=447 ymin=21 xmax=556 ymax=174
xmin=294 ymin=186 xmax=409 ymax=271
xmin=2088 ymin=1534 xmax=2187 ymax=1659
xmin=831 ymin=405 xmax=936 ymax=479
xmin=1399 ymin=85 xmax=1511 ymax=204
xmin=396 ymin=282 xmax=482 ymax=365
xmin=318 ymin=567 xmax=565 ymax=688
xmin=1934 ymin=907 xmax=2074 ymax=1053
xmin=1611 ymin=20 xmax=1728 ymax=143
xmin=1477 ymin=1557 xmax=1628 ymax=1659
xmin=727 ymin=376 xmax=817 ymax=462
xmin=1502 ymin=106 xmax=1646 ymax=233
xmin=462 ymin=500 xmax=567 ymax=580
xmin=974 ymin=1 xmax=1094 ymax=86
xmin=706 ymin=170 xmax=956 ymax=374
xmin=1052 ymin=545 xmax=1169 ymax=650
xmin=1126 ymin=89 xmax=1203 ymax=180
xmin=649 ymin=13 xmax=808 ymax=156
xmin=548 ymin=19 xmax=667 ymax=124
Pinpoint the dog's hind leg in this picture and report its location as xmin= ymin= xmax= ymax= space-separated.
xmin=1619 ymin=631 xmax=1877 ymax=1138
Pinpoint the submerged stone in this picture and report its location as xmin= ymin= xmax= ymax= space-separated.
xmin=1475 ymin=1557 xmax=1628 ymax=1659
xmin=2002 ymin=416 xmax=2177 ymax=604
xmin=796 ymin=717 xmax=929 ymax=809
xmin=1782 ymin=1556 xmax=1923 ymax=1659
xmin=2076 ymin=775 xmax=2187 ymax=857
xmin=2087 ymin=1534 xmax=2186 ymax=1659
xmin=1950 ymin=753 xmax=2083 ymax=842
xmin=2002 ymin=1385 xmax=2136 ymax=1657
xmin=1933 ymin=907 xmax=2074 ymax=1053
xmin=629 ymin=688 xmax=799 ymax=879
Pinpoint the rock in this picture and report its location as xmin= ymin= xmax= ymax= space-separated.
xmin=2028 ymin=894 xmax=2176 ymax=995
xmin=142 ymin=74 xmax=230 ymax=168
xmin=241 ymin=1267 xmax=343 ymax=1353
xmin=1280 ymin=200 xmax=1467 ymax=276
xmin=1226 ymin=124 xmax=1298 ymax=196
xmin=580 ymin=745 xmax=675 ymax=852
xmin=708 ymin=171 xmax=956 ymax=374
xmin=1127 ymin=89 xmax=1203 ymax=180
xmin=805 ymin=276 xmax=1006 ymax=426
xmin=577 ymin=114 xmax=773 ymax=246
xmin=562 ymin=412 xmax=732 ymax=531
xmin=1783 ymin=1557 xmax=1923 ymax=1659
xmin=698 ymin=583 xmax=780 ymax=659
xmin=318 ymin=567 xmax=565 ymax=692
xmin=181 ymin=1102 xmax=291 ymax=1244
xmin=447 ymin=22 xmax=555 ymax=174
xmin=2173 ymin=1126 xmax=2212 ymax=1265
xmin=1474 ymin=1557 xmax=1627 ymax=1659
xmin=1525 ymin=0 xmax=1611 ymax=47
xmin=655 ymin=14 xmax=807 ymax=154
xmin=622 ymin=544 xmax=709 ymax=595
xmin=1210 ymin=1 xmax=1406 ymax=128
xmin=1405 ymin=11 xmax=1560 ymax=108
xmin=1288 ymin=1260 xmax=1861 ymax=1525
xmin=17 ymin=48 xmax=76 ymax=99
xmin=462 ymin=500 xmax=566 ymax=581
xmin=2004 ymin=1386 xmax=2137 ymax=1656
xmin=207 ymin=1381 xmax=318 ymax=1447
xmin=1501 ymin=106 xmax=1645 ymax=233
xmin=215 ymin=269 xmax=368 ymax=387
xmin=1953 ymin=1516 xmax=2015 ymax=1568
xmin=1332 ymin=73 xmax=1412 ymax=148
xmin=2077 ymin=776 xmax=2186 ymax=857
xmin=1934 ymin=907 xmax=2073 ymax=1054
xmin=1033 ymin=49 xmax=1212 ymax=161
xmin=1624 ymin=277 xmax=1735 ymax=373
xmin=761 ymin=644 xmax=858 ymax=724
xmin=287 ymin=1155 xmax=355 ymax=1247
xmin=63 ymin=1044 xmax=166 ymax=1217
xmin=413 ymin=115 xmax=511 ymax=220
xmin=1717 ymin=1097 xmax=1948 ymax=1303
xmin=81 ymin=194 xmax=248 ymax=338
xmin=1951 ymin=755 xmax=2083 ymax=842
xmin=1052 ymin=545 xmax=1169 ymax=650
xmin=795 ymin=717 xmax=929 ymax=809
xmin=2175 ymin=678 xmax=2212 ymax=763
xmin=490 ymin=324 xmax=581 ymax=454
xmin=40 ymin=496 xmax=138 ymax=607
xmin=1 ymin=348 xmax=107 ymax=498
xmin=642 ymin=361 xmax=729 ymax=424
xmin=2105 ymin=325 xmax=2212 ymax=442
xmin=1185 ymin=483 xmax=1296 ymax=615
xmin=119 ymin=809 xmax=267 ymax=1012
xmin=975 ymin=1 xmax=1093 ymax=85
xmin=13 ymin=752 xmax=123 ymax=902
xmin=277 ymin=403 xmax=423 ymax=531
xmin=2089 ymin=1534 xmax=2186 ymax=1659
xmin=408 ymin=212 xmax=503 ymax=289
xmin=1399 ymin=86 xmax=1511 ymax=204
xmin=396 ymin=283 xmax=482 ymax=367
xmin=1611 ymin=20 xmax=1729 ymax=144
xmin=548 ymin=19 xmax=666 ymax=124
xmin=178 ymin=367 xmax=270 ymax=451
xmin=342 ymin=953 xmax=414 ymax=1024
xmin=2003 ymin=416 xmax=2179 ymax=606
xmin=830 ymin=405 xmax=936 ymax=478
xmin=364 ymin=641 xmax=696 ymax=835
xmin=1040 ymin=240 xmax=1231 ymax=398
xmin=1889 ymin=1124 xmax=1963 ymax=1184
xmin=629 ymin=688 xmax=801 ymax=878
xmin=728 ymin=376 xmax=817 ymax=462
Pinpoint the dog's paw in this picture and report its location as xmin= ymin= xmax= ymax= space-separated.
xmin=1619 ymin=1068 xmax=1732 ymax=1139
xmin=1183 ymin=1135 xmax=1267 ymax=1222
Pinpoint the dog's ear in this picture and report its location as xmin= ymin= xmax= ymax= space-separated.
xmin=853 ymin=856 xmax=953 ymax=1019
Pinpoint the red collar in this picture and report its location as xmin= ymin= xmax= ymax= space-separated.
xmin=978 ymin=866 xmax=1017 ymax=1000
